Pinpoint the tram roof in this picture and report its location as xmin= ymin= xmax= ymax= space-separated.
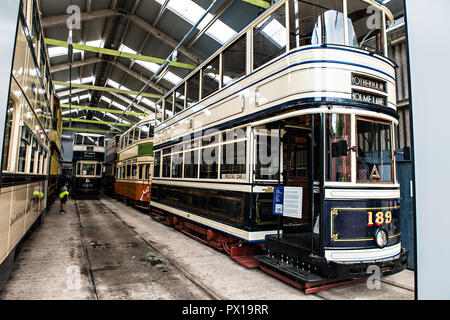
xmin=38 ymin=0 xmax=400 ymax=134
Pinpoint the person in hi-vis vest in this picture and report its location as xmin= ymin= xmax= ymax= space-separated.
xmin=59 ymin=182 xmax=69 ymax=213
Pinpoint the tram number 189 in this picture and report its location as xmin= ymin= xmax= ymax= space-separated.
xmin=367 ymin=211 xmax=392 ymax=226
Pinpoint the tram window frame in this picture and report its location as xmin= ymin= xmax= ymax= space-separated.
xmin=165 ymin=94 xmax=174 ymax=121
xmin=174 ymin=83 xmax=186 ymax=115
xmin=162 ymin=153 xmax=171 ymax=178
xmin=202 ymin=56 xmax=220 ymax=99
xmin=222 ymin=35 xmax=247 ymax=87
xmin=183 ymin=149 xmax=199 ymax=179
xmin=325 ymin=114 xmax=352 ymax=183
xmin=199 ymin=145 xmax=219 ymax=179
xmin=138 ymin=165 xmax=143 ymax=180
xmin=133 ymin=127 xmax=140 ymax=144
xmin=253 ymin=129 xmax=281 ymax=181
xmin=356 ymin=117 xmax=394 ymax=184
xmin=96 ymin=163 xmax=102 ymax=176
xmin=145 ymin=165 xmax=150 ymax=180
xmin=29 ymin=137 xmax=38 ymax=173
xmin=154 ymin=151 xmax=161 ymax=178
xmin=220 ymin=140 xmax=247 ymax=179
xmin=253 ymin=3 xmax=287 ymax=71
xmin=140 ymin=122 xmax=149 ymax=139
xmin=186 ymin=71 xmax=200 ymax=108
xmin=171 ymin=152 xmax=183 ymax=178
xmin=2 ymin=97 xmax=15 ymax=172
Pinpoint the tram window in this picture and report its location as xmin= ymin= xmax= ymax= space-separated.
xmin=347 ymin=0 xmax=384 ymax=53
xmin=139 ymin=165 xmax=143 ymax=180
xmin=132 ymin=165 xmax=137 ymax=178
xmin=172 ymin=153 xmax=183 ymax=178
xmin=356 ymin=118 xmax=393 ymax=183
xmin=202 ymin=56 xmax=220 ymax=99
xmin=288 ymin=0 xmax=344 ymax=48
xmin=162 ymin=154 xmax=171 ymax=178
xmin=220 ymin=141 xmax=246 ymax=178
xmin=133 ymin=127 xmax=140 ymax=143
xmin=222 ymin=35 xmax=246 ymax=87
xmin=128 ymin=131 xmax=133 ymax=145
xmin=184 ymin=150 xmax=199 ymax=179
xmin=76 ymin=134 xmax=83 ymax=145
xmin=145 ymin=165 xmax=150 ymax=180
xmin=154 ymin=151 xmax=161 ymax=178
xmin=96 ymin=164 xmax=102 ymax=176
xmin=202 ymin=133 xmax=219 ymax=147
xmin=156 ymin=102 xmax=163 ymax=124
xmin=174 ymin=83 xmax=185 ymax=114
xmin=126 ymin=165 xmax=130 ymax=178
xmin=82 ymin=163 xmax=96 ymax=176
xmin=99 ymin=136 xmax=105 ymax=147
xmin=36 ymin=145 xmax=42 ymax=174
xmin=254 ymin=130 xmax=280 ymax=180
xmin=325 ymin=114 xmax=352 ymax=182
xmin=140 ymin=123 xmax=149 ymax=139
xmin=253 ymin=4 xmax=287 ymax=70
xmin=200 ymin=146 xmax=218 ymax=179
xmin=2 ymin=98 xmax=14 ymax=171
xmin=29 ymin=138 xmax=38 ymax=173
xmin=165 ymin=94 xmax=174 ymax=120
xmin=186 ymin=72 xmax=200 ymax=108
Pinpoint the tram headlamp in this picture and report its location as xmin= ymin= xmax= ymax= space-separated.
xmin=375 ymin=229 xmax=388 ymax=248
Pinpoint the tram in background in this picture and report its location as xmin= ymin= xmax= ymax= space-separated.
xmin=71 ymin=133 xmax=105 ymax=199
xmin=104 ymin=135 xmax=120 ymax=197
xmin=115 ymin=117 xmax=154 ymax=209
xmin=0 ymin=0 xmax=58 ymax=289
xmin=48 ymin=95 xmax=62 ymax=204
xmin=150 ymin=0 xmax=407 ymax=290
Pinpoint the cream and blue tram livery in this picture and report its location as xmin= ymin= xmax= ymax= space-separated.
xmin=0 ymin=0 xmax=55 ymax=288
xmin=151 ymin=0 xmax=407 ymax=282
xmin=72 ymin=133 xmax=105 ymax=198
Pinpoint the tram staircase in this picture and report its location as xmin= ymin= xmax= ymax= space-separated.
xmin=255 ymin=233 xmax=365 ymax=294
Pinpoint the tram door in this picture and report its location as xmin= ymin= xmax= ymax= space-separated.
xmin=282 ymin=129 xmax=312 ymax=226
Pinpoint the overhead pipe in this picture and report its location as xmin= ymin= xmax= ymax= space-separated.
xmin=107 ymin=0 xmax=220 ymax=134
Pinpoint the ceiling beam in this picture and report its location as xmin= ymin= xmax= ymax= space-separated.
xmin=51 ymin=57 xmax=102 ymax=73
xmin=62 ymin=117 xmax=132 ymax=127
xmin=42 ymin=11 xmax=204 ymax=64
xmin=53 ymin=81 xmax=162 ymax=100
xmin=45 ymin=38 xmax=196 ymax=70
xmin=60 ymin=103 xmax=147 ymax=117
xmin=42 ymin=9 xmax=121 ymax=28
xmin=62 ymin=127 xmax=122 ymax=134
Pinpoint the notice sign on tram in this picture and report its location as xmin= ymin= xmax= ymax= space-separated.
xmin=272 ymin=186 xmax=303 ymax=219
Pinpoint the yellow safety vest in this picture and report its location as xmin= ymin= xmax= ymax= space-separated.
xmin=59 ymin=190 xmax=69 ymax=199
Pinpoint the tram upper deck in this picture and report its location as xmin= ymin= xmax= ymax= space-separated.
xmin=153 ymin=0 xmax=397 ymax=147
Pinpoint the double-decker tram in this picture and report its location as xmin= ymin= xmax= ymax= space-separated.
xmin=72 ymin=133 xmax=105 ymax=199
xmin=1 ymin=0 xmax=57 ymax=289
xmin=104 ymin=135 xmax=120 ymax=197
xmin=48 ymin=94 xmax=62 ymax=204
xmin=151 ymin=0 xmax=408 ymax=290
xmin=115 ymin=117 xmax=154 ymax=209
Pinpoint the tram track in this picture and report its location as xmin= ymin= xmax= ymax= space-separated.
xmin=77 ymin=197 xmax=413 ymax=300
xmin=75 ymin=200 xmax=99 ymax=300
xmin=75 ymin=198 xmax=219 ymax=300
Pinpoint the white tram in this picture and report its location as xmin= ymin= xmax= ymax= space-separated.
xmin=71 ymin=133 xmax=105 ymax=198
xmin=151 ymin=0 xmax=407 ymax=286
xmin=0 ymin=0 xmax=56 ymax=288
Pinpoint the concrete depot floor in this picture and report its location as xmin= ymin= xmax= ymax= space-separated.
xmin=0 ymin=197 xmax=415 ymax=300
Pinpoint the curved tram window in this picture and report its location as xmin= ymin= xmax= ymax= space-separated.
xmin=356 ymin=118 xmax=393 ymax=183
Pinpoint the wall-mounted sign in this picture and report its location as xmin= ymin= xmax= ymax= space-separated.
xmin=272 ymin=186 xmax=303 ymax=219
xmin=351 ymin=73 xmax=387 ymax=93
xmin=352 ymin=90 xmax=387 ymax=107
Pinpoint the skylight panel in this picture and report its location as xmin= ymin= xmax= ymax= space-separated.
xmin=261 ymin=19 xmax=287 ymax=48
xmin=154 ymin=0 xmax=236 ymax=45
